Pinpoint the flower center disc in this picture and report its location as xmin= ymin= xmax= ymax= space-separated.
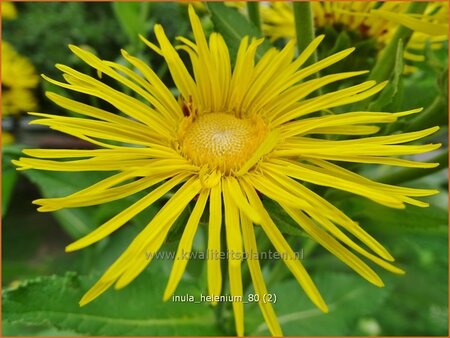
xmin=179 ymin=112 xmax=267 ymax=174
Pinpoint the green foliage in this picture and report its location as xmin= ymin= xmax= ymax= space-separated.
xmin=368 ymin=39 xmax=404 ymax=112
xmin=262 ymin=199 xmax=306 ymax=237
xmin=19 ymin=170 xmax=110 ymax=239
xmin=336 ymin=196 xmax=447 ymax=235
xmin=2 ymin=145 xmax=23 ymax=217
xmin=368 ymin=1 xmax=429 ymax=83
xmin=316 ymin=27 xmax=378 ymax=79
xmin=4 ymin=3 xmax=127 ymax=77
xmin=246 ymin=272 xmax=391 ymax=336
xmin=2 ymin=268 xmax=223 ymax=336
xmin=2 ymin=322 xmax=79 ymax=336
xmin=207 ymin=2 xmax=272 ymax=63
xmin=326 ymin=31 xmax=352 ymax=58
xmin=374 ymin=234 xmax=448 ymax=335
xmin=112 ymin=2 xmax=153 ymax=54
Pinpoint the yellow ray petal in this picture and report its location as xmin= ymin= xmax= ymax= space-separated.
xmin=305 ymin=209 xmax=403 ymax=274
xmin=152 ymin=24 xmax=199 ymax=103
xmin=207 ymin=180 xmax=223 ymax=303
xmin=240 ymin=212 xmax=283 ymax=336
xmin=272 ymin=81 xmax=386 ymax=125
xmin=45 ymin=92 xmax=160 ymax=136
xmin=246 ymin=174 xmax=313 ymax=210
xmin=262 ymin=71 xmax=369 ymax=120
xmin=113 ymin=178 xmax=203 ymax=289
xmin=163 ymin=189 xmax=209 ymax=299
xmin=28 ymin=113 xmax=158 ymax=146
xmin=120 ymin=49 xmax=182 ymax=121
xmin=222 ymin=177 xmax=245 ymax=336
xmin=372 ymin=9 xmax=448 ymax=36
xmin=22 ymin=147 xmax=179 ymax=160
xmin=13 ymin=157 xmax=146 ymax=172
xmin=241 ymin=180 xmax=329 ymax=313
xmin=225 ymin=177 xmax=261 ymax=224
xmin=260 ymin=167 xmax=395 ymax=261
xmin=264 ymin=159 xmax=405 ymax=209
xmin=237 ymin=130 xmax=279 ymax=176
xmin=41 ymin=74 xmax=171 ymax=137
xmin=298 ymin=153 xmax=439 ymax=168
xmin=283 ymin=206 xmax=384 ymax=286
xmin=114 ymin=209 xmax=181 ymax=290
xmin=66 ymin=172 xmax=192 ymax=252
xmin=36 ymin=171 xmax=179 ymax=212
xmin=80 ymin=177 xmax=202 ymax=305
xmin=56 ymin=61 xmax=173 ymax=132
xmin=310 ymin=125 xmax=380 ymax=136
xmin=309 ymin=158 xmax=439 ymax=199
xmin=67 ymin=45 xmax=176 ymax=126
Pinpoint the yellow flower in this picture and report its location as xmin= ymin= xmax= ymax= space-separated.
xmin=372 ymin=2 xmax=448 ymax=36
xmin=14 ymin=6 xmax=440 ymax=336
xmin=2 ymin=132 xmax=15 ymax=145
xmin=262 ymin=2 xmax=448 ymax=72
xmin=2 ymin=42 xmax=39 ymax=115
xmin=2 ymin=2 xmax=17 ymax=20
xmin=180 ymin=1 xmax=245 ymax=12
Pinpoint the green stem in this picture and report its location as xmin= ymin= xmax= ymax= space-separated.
xmin=292 ymin=1 xmax=317 ymax=67
xmin=247 ymin=2 xmax=261 ymax=33
xmin=140 ymin=2 xmax=151 ymax=23
xmin=368 ymin=2 xmax=428 ymax=83
xmin=377 ymin=150 xmax=448 ymax=185
xmin=406 ymin=96 xmax=448 ymax=132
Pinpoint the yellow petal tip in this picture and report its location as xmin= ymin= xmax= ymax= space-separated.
xmin=162 ymin=292 xmax=171 ymax=302
xmin=79 ymin=297 xmax=90 ymax=307
xmin=65 ymin=243 xmax=79 ymax=253
xmin=320 ymin=303 xmax=329 ymax=313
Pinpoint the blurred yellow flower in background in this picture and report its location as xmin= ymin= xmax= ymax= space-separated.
xmin=262 ymin=2 xmax=448 ymax=72
xmin=2 ymin=132 xmax=15 ymax=145
xmin=2 ymin=41 xmax=39 ymax=116
xmin=2 ymin=2 xmax=17 ymax=20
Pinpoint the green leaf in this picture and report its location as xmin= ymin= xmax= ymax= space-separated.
xmin=3 ymin=269 xmax=223 ymax=336
xmin=2 ymin=321 xmax=80 ymax=336
xmin=19 ymin=170 xmax=111 ymax=239
xmin=2 ymin=145 xmax=23 ymax=217
xmin=262 ymin=199 xmax=306 ymax=237
xmin=207 ymin=2 xmax=272 ymax=63
xmin=374 ymin=233 xmax=448 ymax=335
xmin=326 ymin=31 xmax=352 ymax=58
xmin=367 ymin=2 xmax=428 ymax=84
xmin=112 ymin=2 xmax=152 ymax=53
xmin=246 ymin=272 xmax=391 ymax=335
xmin=368 ymin=39 xmax=404 ymax=112
xmin=336 ymin=196 xmax=448 ymax=235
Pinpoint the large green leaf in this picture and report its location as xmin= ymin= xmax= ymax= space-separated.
xmin=246 ymin=272 xmax=391 ymax=336
xmin=3 ymin=268 xmax=223 ymax=336
xmin=2 ymin=322 xmax=80 ymax=336
xmin=207 ymin=2 xmax=272 ymax=63
xmin=19 ymin=170 xmax=111 ymax=239
xmin=374 ymin=233 xmax=448 ymax=335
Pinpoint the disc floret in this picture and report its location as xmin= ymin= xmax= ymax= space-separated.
xmin=178 ymin=112 xmax=268 ymax=175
